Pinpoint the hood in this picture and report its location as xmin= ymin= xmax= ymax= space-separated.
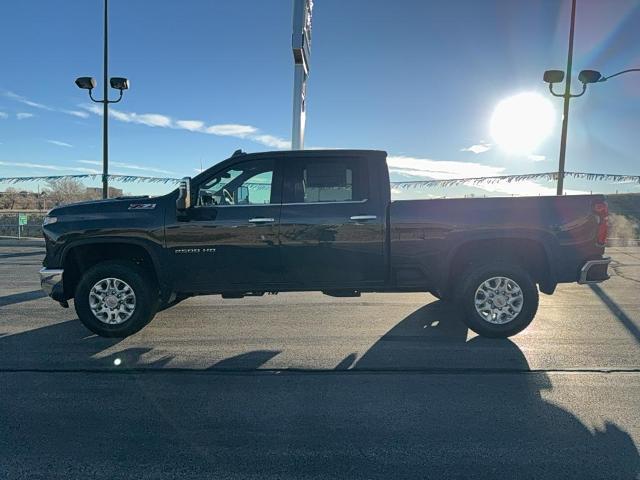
xmin=48 ymin=195 xmax=153 ymax=216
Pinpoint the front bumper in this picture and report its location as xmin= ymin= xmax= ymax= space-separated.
xmin=578 ymin=257 xmax=611 ymax=284
xmin=39 ymin=267 xmax=65 ymax=300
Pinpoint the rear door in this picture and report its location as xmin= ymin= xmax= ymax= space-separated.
xmin=278 ymin=155 xmax=386 ymax=288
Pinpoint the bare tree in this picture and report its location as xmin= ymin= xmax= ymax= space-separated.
xmin=0 ymin=188 xmax=19 ymax=209
xmin=44 ymin=178 xmax=89 ymax=206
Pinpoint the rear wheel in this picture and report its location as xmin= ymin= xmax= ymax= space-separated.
xmin=455 ymin=261 xmax=538 ymax=338
xmin=74 ymin=260 xmax=159 ymax=338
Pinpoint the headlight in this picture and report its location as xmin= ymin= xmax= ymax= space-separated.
xmin=43 ymin=216 xmax=58 ymax=226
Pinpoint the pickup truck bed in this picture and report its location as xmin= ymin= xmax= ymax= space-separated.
xmin=390 ymin=194 xmax=607 ymax=294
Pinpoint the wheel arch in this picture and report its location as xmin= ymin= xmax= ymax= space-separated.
xmin=444 ymin=236 xmax=556 ymax=297
xmin=61 ymin=238 xmax=164 ymax=300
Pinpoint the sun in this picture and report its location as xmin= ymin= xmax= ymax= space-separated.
xmin=490 ymin=92 xmax=556 ymax=154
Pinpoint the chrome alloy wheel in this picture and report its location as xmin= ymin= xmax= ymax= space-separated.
xmin=88 ymin=277 xmax=136 ymax=325
xmin=474 ymin=276 xmax=524 ymax=325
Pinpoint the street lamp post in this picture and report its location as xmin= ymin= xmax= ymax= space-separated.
xmin=545 ymin=0 xmax=578 ymax=196
xmin=74 ymin=0 xmax=129 ymax=199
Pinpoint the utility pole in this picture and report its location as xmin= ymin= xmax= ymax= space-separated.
xmin=291 ymin=0 xmax=313 ymax=150
xmin=556 ymin=0 xmax=577 ymax=196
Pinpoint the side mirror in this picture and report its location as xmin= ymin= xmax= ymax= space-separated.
xmin=176 ymin=177 xmax=191 ymax=212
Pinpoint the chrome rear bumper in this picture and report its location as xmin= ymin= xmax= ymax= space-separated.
xmin=39 ymin=268 xmax=64 ymax=297
xmin=578 ymin=257 xmax=611 ymax=284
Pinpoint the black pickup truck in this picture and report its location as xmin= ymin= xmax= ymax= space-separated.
xmin=40 ymin=149 xmax=611 ymax=338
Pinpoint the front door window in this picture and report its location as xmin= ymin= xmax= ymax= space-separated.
xmin=197 ymin=159 xmax=275 ymax=207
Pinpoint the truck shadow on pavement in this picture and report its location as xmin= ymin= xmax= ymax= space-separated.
xmin=334 ymin=301 xmax=639 ymax=478
xmin=352 ymin=301 xmax=520 ymax=371
xmin=0 ymin=319 xmax=173 ymax=370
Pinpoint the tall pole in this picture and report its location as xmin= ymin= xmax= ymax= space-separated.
xmin=291 ymin=63 xmax=307 ymax=150
xmin=556 ymin=0 xmax=577 ymax=196
xmin=102 ymin=0 xmax=109 ymax=199
xmin=291 ymin=0 xmax=312 ymax=150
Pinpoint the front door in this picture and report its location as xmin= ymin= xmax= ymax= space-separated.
xmin=165 ymin=157 xmax=283 ymax=292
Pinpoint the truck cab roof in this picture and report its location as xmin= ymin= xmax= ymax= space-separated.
xmin=228 ymin=149 xmax=388 ymax=160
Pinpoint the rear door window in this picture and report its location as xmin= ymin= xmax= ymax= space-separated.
xmin=284 ymin=158 xmax=368 ymax=203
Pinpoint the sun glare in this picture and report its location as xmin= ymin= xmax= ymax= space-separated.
xmin=490 ymin=92 xmax=555 ymax=154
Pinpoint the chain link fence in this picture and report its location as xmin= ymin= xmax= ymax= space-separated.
xmin=0 ymin=211 xmax=46 ymax=238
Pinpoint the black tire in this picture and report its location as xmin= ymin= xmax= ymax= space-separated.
xmin=454 ymin=261 xmax=539 ymax=338
xmin=74 ymin=260 xmax=159 ymax=338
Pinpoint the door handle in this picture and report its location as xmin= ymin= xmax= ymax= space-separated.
xmin=349 ymin=215 xmax=377 ymax=221
xmin=248 ymin=217 xmax=275 ymax=224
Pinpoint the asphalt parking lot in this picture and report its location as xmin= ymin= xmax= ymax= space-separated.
xmin=0 ymin=238 xmax=638 ymax=479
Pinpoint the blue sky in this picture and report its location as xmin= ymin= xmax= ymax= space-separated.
xmin=0 ymin=0 xmax=639 ymax=197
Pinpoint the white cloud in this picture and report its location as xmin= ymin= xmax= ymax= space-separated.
xmin=80 ymin=104 xmax=289 ymax=149
xmin=205 ymin=124 xmax=257 ymax=137
xmin=16 ymin=112 xmax=34 ymax=120
xmin=249 ymin=134 xmax=291 ymax=149
xmin=387 ymin=155 xmax=504 ymax=179
xmin=77 ymin=159 xmax=174 ymax=175
xmin=528 ymin=154 xmax=546 ymax=162
xmin=79 ymin=104 xmax=102 ymax=115
xmin=0 ymin=160 xmax=100 ymax=173
xmin=5 ymin=91 xmax=93 ymax=119
xmin=103 ymin=108 xmax=172 ymax=127
xmin=176 ymin=120 xmax=205 ymax=132
xmin=63 ymin=109 xmax=90 ymax=119
xmin=0 ymin=112 xmax=8 ymax=119
xmin=461 ymin=142 xmax=492 ymax=154
xmin=46 ymin=140 xmax=73 ymax=148
xmin=136 ymin=113 xmax=173 ymax=128
xmin=5 ymin=91 xmax=52 ymax=110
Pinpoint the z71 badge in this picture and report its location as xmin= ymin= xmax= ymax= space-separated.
xmin=128 ymin=203 xmax=156 ymax=210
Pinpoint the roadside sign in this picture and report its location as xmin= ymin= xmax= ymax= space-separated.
xmin=18 ymin=213 xmax=28 ymax=225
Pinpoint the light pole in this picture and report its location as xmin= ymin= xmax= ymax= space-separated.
xmin=542 ymin=0 xmax=578 ymax=196
xmin=74 ymin=0 xmax=129 ymax=199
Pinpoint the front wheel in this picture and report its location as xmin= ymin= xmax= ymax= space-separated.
xmin=455 ymin=262 xmax=539 ymax=338
xmin=74 ymin=260 xmax=159 ymax=338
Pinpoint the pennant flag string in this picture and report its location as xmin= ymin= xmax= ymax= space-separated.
xmin=0 ymin=171 xmax=638 ymax=188
xmin=390 ymin=171 xmax=640 ymax=189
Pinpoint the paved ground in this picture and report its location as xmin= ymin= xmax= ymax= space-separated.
xmin=0 ymin=239 xmax=638 ymax=479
